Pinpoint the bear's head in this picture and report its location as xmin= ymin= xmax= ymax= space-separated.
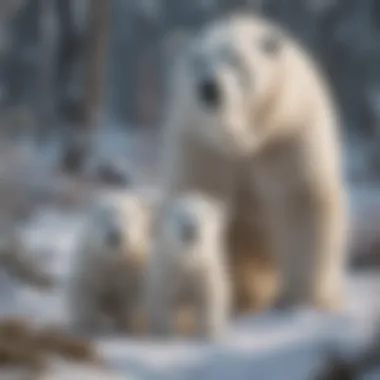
xmin=87 ymin=191 xmax=153 ymax=268
xmin=167 ymin=14 xmax=286 ymax=157
xmin=161 ymin=192 xmax=228 ymax=269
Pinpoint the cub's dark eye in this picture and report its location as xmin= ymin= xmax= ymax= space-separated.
xmin=106 ymin=228 xmax=122 ymax=247
xmin=172 ymin=209 xmax=198 ymax=244
xmin=179 ymin=217 xmax=197 ymax=244
xmin=259 ymin=32 xmax=282 ymax=55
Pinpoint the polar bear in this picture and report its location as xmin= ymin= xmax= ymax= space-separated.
xmin=158 ymin=12 xmax=348 ymax=311
xmin=67 ymin=190 xmax=155 ymax=335
xmin=145 ymin=192 xmax=231 ymax=341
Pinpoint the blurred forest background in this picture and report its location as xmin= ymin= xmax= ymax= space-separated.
xmin=1 ymin=0 xmax=380 ymax=181
xmin=0 ymin=0 xmax=379 ymax=267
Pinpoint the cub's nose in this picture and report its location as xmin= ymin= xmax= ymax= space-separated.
xmin=106 ymin=228 xmax=122 ymax=247
xmin=179 ymin=218 xmax=197 ymax=244
xmin=198 ymin=77 xmax=220 ymax=109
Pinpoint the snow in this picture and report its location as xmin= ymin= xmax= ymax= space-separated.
xmin=0 ymin=200 xmax=376 ymax=380
xmin=0 ymin=134 xmax=378 ymax=379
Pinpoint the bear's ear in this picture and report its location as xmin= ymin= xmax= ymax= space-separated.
xmin=259 ymin=31 xmax=283 ymax=56
xmin=162 ymin=29 xmax=192 ymax=64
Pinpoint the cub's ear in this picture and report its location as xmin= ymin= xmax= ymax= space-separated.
xmin=161 ymin=29 xmax=192 ymax=65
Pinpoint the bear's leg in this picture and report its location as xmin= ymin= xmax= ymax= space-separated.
xmin=269 ymin=185 xmax=347 ymax=312
xmin=195 ymin=270 xmax=231 ymax=341
xmin=120 ymin=290 xmax=148 ymax=336
xmin=227 ymin=205 xmax=279 ymax=314
xmin=227 ymin=168 xmax=280 ymax=314
xmin=69 ymin=275 xmax=117 ymax=334
xmin=69 ymin=287 xmax=102 ymax=333
xmin=306 ymin=187 xmax=348 ymax=311
xmin=145 ymin=267 xmax=175 ymax=338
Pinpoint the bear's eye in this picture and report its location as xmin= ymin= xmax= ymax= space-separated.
xmin=259 ymin=32 xmax=282 ymax=56
xmin=172 ymin=209 xmax=198 ymax=244
xmin=106 ymin=227 xmax=122 ymax=248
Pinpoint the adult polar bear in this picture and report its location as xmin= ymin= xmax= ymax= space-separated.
xmin=157 ymin=12 xmax=348 ymax=313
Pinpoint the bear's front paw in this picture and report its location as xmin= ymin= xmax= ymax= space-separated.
xmin=196 ymin=319 xmax=227 ymax=343
xmin=312 ymin=292 xmax=344 ymax=314
xmin=123 ymin=310 xmax=149 ymax=336
xmin=274 ymin=289 xmax=344 ymax=313
xmin=196 ymin=329 xmax=224 ymax=343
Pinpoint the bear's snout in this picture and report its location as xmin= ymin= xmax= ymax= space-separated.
xmin=106 ymin=228 xmax=122 ymax=248
xmin=198 ymin=77 xmax=221 ymax=109
xmin=179 ymin=217 xmax=198 ymax=245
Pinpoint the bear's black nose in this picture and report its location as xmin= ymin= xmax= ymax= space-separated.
xmin=198 ymin=78 xmax=220 ymax=109
xmin=106 ymin=228 xmax=122 ymax=247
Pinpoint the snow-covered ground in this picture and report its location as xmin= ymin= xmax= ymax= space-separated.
xmin=0 ymin=196 xmax=377 ymax=380
xmin=0 ymin=130 xmax=378 ymax=379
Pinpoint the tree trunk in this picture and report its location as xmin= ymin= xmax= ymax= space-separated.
xmin=56 ymin=0 xmax=79 ymax=112
xmin=83 ymin=0 xmax=110 ymax=130
xmin=36 ymin=0 xmax=57 ymax=144
xmin=61 ymin=0 xmax=110 ymax=174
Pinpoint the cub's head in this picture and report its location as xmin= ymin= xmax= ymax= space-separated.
xmin=168 ymin=14 xmax=286 ymax=156
xmin=161 ymin=192 xmax=228 ymax=267
xmin=87 ymin=191 xmax=153 ymax=267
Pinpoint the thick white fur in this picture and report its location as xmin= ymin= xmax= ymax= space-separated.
xmin=158 ymin=13 xmax=348 ymax=311
xmin=68 ymin=190 xmax=154 ymax=334
xmin=146 ymin=192 xmax=231 ymax=341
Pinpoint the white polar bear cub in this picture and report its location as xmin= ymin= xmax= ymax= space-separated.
xmin=68 ymin=190 xmax=154 ymax=335
xmin=146 ymin=192 xmax=231 ymax=341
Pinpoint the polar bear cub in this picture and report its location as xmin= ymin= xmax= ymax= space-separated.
xmin=146 ymin=192 xmax=231 ymax=341
xmin=68 ymin=189 xmax=155 ymax=335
